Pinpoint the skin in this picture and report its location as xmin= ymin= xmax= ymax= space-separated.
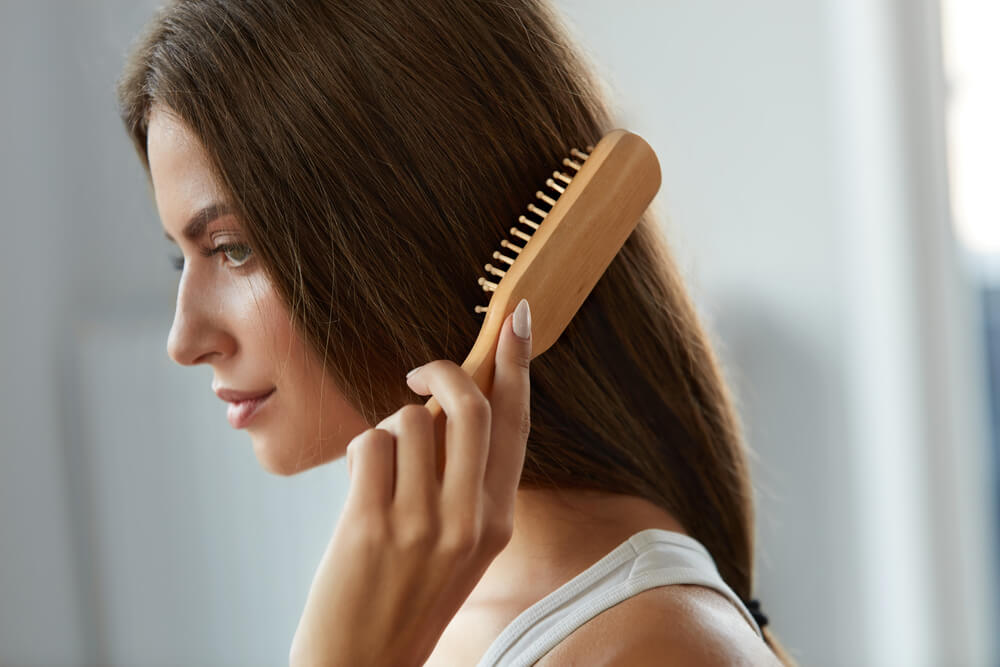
xmin=150 ymin=105 xmax=370 ymax=476
xmin=148 ymin=104 xmax=777 ymax=665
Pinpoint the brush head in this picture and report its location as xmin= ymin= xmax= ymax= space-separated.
xmin=471 ymin=129 xmax=661 ymax=366
xmin=474 ymin=148 xmax=592 ymax=314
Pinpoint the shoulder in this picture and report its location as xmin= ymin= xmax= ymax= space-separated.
xmin=534 ymin=584 xmax=782 ymax=667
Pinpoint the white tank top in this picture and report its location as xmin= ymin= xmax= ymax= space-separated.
xmin=475 ymin=528 xmax=764 ymax=667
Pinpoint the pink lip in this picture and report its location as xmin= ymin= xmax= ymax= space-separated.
xmin=216 ymin=387 xmax=275 ymax=403
xmin=223 ymin=388 xmax=276 ymax=429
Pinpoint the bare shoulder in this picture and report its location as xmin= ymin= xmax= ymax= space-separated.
xmin=534 ymin=584 xmax=782 ymax=667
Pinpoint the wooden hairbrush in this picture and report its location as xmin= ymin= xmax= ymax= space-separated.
xmin=423 ymin=129 xmax=661 ymax=474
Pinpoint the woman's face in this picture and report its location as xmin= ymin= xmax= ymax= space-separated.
xmin=147 ymin=105 xmax=370 ymax=475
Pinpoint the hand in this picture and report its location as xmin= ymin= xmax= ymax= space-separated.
xmin=289 ymin=300 xmax=533 ymax=667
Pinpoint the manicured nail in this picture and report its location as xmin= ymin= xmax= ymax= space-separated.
xmin=406 ymin=365 xmax=424 ymax=379
xmin=513 ymin=298 xmax=531 ymax=340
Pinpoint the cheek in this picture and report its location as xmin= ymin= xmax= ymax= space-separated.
xmin=283 ymin=327 xmax=371 ymax=450
xmin=245 ymin=284 xmax=369 ymax=469
xmin=238 ymin=278 xmax=300 ymax=374
xmin=264 ymin=330 xmax=370 ymax=473
xmin=261 ymin=301 xmax=325 ymax=413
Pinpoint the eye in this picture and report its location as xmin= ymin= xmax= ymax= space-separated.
xmin=169 ymin=243 xmax=255 ymax=273
xmin=213 ymin=243 xmax=253 ymax=268
xmin=199 ymin=242 xmax=254 ymax=269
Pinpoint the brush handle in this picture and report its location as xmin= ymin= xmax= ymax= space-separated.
xmin=421 ymin=315 xmax=503 ymax=481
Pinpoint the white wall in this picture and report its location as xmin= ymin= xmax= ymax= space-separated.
xmin=1 ymin=3 xmax=86 ymax=662
xmin=555 ymin=2 xmax=851 ymax=663
xmin=556 ymin=1 xmax=997 ymax=664
xmin=1 ymin=1 xmax=995 ymax=665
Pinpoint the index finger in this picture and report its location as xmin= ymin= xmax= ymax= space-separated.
xmin=406 ymin=360 xmax=491 ymax=502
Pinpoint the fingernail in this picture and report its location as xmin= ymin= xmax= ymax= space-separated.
xmin=513 ymin=298 xmax=531 ymax=340
xmin=406 ymin=365 xmax=424 ymax=379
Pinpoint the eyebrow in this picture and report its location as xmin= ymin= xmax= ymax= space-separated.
xmin=163 ymin=202 xmax=233 ymax=243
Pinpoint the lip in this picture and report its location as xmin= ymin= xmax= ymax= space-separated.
xmin=217 ymin=387 xmax=276 ymax=429
xmin=215 ymin=387 xmax=275 ymax=403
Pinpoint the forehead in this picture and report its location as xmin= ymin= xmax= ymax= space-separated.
xmin=147 ymin=106 xmax=226 ymax=229
xmin=147 ymin=106 xmax=207 ymax=175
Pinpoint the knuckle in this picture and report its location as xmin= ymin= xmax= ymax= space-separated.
xmin=349 ymin=429 xmax=370 ymax=448
xmin=395 ymin=515 xmax=440 ymax=552
xmin=353 ymin=428 xmax=388 ymax=447
xmin=397 ymin=403 xmax=433 ymax=430
xmin=519 ymin=410 xmax=532 ymax=440
xmin=458 ymin=392 xmax=490 ymax=420
xmin=483 ymin=515 xmax=514 ymax=553
xmin=440 ymin=519 xmax=479 ymax=559
xmin=369 ymin=427 xmax=395 ymax=442
xmin=348 ymin=515 xmax=390 ymax=550
xmin=347 ymin=429 xmax=394 ymax=465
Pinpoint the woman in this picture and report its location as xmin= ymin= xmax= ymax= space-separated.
xmin=117 ymin=1 xmax=795 ymax=664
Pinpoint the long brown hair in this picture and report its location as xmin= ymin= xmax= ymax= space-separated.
xmin=117 ymin=0 xmax=794 ymax=662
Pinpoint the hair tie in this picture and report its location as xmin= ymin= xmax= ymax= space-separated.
xmin=744 ymin=598 xmax=769 ymax=630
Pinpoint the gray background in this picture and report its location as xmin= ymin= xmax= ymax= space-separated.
xmin=1 ymin=0 xmax=996 ymax=665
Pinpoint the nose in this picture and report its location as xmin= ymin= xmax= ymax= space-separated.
xmin=166 ymin=269 xmax=236 ymax=366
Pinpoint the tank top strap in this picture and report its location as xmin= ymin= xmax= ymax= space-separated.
xmin=475 ymin=528 xmax=763 ymax=667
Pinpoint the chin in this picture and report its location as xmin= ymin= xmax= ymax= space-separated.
xmin=251 ymin=435 xmax=305 ymax=476
xmin=251 ymin=433 xmax=338 ymax=476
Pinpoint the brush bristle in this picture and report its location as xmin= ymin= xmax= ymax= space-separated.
xmin=473 ymin=145 xmax=591 ymax=315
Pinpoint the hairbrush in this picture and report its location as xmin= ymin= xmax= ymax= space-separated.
xmin=423 ymin=129 xmax=661 ymax=473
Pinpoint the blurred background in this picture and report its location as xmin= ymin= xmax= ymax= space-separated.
xmin=1 ymin=0 xmax=998 ymax=665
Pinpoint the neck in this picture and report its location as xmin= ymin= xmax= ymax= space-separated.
xmin=467 ymin=487 xmax=688 ymax=607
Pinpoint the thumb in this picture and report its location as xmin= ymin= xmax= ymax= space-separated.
xmin=484 ymin=298 xmax=532 ymax=497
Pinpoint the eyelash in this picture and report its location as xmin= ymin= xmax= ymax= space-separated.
xmin=170 ymin=243 xmax=254 ymax=272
